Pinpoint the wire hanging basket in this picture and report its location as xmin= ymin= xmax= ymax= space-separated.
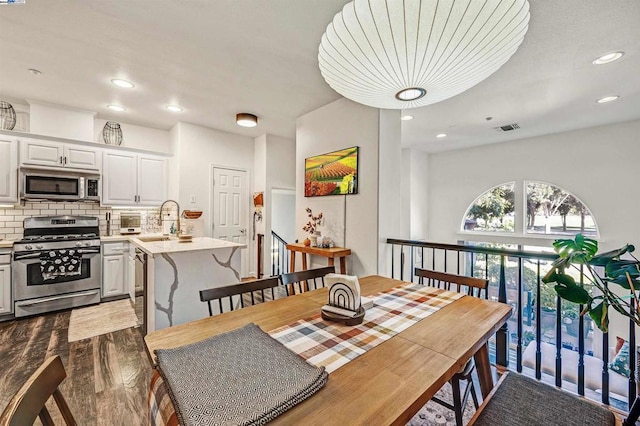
xmin=0 ymin=101 xmax=16 ymax=130
xmin=102 ymin=121 xmax=123 ymax=145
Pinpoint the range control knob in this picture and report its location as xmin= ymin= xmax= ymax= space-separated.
xmin=35 ymin=244 xmax=44 ymax=250
xmin=75 ymin=242 xmax=83 ymax=247
xmin=84 ymin=241 xmax=92 ymax=247
xmin=25 ymin=245 xmax=33 ymax=251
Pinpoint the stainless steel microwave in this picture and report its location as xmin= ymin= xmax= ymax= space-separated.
xmin=20 ymin=168 xmax=100 ymax=202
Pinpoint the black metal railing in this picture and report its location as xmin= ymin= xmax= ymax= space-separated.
xmin=386 ymin=238 xmax=637 ymax=410
xmin=271 ymin=231 xmax=289 ymax=277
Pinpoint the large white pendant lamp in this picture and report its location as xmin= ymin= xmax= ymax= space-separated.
xmin=318 ymin=0 xmax=530 ymax=109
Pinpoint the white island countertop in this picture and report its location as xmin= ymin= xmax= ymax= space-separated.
xmin=130 ymin=236 xmax=246 ymax=256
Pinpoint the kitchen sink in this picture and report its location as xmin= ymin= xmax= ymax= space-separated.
xmin=137 ymin=236 xmax=173 ymax=242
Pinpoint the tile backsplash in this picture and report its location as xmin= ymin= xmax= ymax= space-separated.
xmin=0 ymin=202 xmax=160 ymax=241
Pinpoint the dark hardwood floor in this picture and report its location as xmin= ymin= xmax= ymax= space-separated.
xmin=0 ymin=307 xmax=152 ymax=425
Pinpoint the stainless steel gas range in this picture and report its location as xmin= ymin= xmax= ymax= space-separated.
xmin=12 ymin=216 xmax=101 ymax=317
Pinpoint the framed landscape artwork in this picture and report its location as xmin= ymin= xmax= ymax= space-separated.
xmin=305 ymin=146 xmax=359 ymax=197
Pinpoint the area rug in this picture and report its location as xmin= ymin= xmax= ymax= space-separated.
xmin=68 ymin=299 xmax=138 ymax=342
xmin=408 ymin=382 xmax=476 ymax=425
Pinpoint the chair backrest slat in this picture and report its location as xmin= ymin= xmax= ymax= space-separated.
xmin=199 ymin=277 xmax=281 ymax=316
xmin=415 ymin=268 xmax=488 ymax=299
xmin=279 ymin=266 xmax=335 ymax=295
xmin=0 ymin=355 xmax=76 ymax=425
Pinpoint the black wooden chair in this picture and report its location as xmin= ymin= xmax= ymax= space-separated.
xmin=415 ymin=268 xmax=489 ymax=426
xmin=199 ymin=277 xmax=281 ymax=316
xmin=279 ymin=266 xmax=335 ymax=296
xmin=0 ymin=355 xmax=77 ymax=425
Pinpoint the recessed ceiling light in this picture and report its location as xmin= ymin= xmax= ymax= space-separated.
xmin=111 ymin=79 xmax=135 ymax=88
xmin=28 ymin=68 xmax=42 ymax=75
xmin=236 ymin=113 xmax=258 ymax=128
xmin=166 ymin=105 xmax=183 ymax=112
xmin=436 ymin=133 xmax=447 ymax=138
xmin=107 ymin=104 xmax=126 ymax=112
xmin=395 ymin=88 xmax=427 ymax=102
xmin=596 ymin=95 xmax=620 ymax=104
xmin=592 ymin=51 xmax=624 ymax=65
xmin=401 ymin=115 xmax=413 ymax=121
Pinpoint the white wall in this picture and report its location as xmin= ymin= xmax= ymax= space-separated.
xmin=407 ymin=148 xmax=430 ymax=240
xmin=271 ymin=190 xmax=296 ymax=243
xmin=426 ymin=119 xmax=640 ymax=253
xmin=95 ymin=118 xmax=171 ymax=153
xmin=296 ymin=98 xmax=380 ymax=276
xmin=28 ymin=101 xmax=95 ymax=141
xmin=378 ymin=109 xmax=403 ymax=275
xmin=172 ymin=122 xmax=255 ymax=275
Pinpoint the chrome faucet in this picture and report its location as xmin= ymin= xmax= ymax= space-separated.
xmin=160 ymin=200 xmax=181 ymax=235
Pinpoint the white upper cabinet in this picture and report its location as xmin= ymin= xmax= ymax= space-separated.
xmin=137 ymin=154 xmax=167 ymax=206
xmin=64 ymin=145 xmax=101 ymax=170
xmin=0 ymin=138 xmax=18 ymax=203
xmin=102 ymin=151 xmax=167 ymax=206
xmin=20 ymin=138 xmax=101 ymax=171
xmin=20 ymin=139 xmax=63 ymax=167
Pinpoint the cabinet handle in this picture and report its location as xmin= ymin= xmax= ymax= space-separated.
xmin=59 ymin=156 xmax=63 ymax=164
xmin=64 ymin=156 xmax=67 ymax=165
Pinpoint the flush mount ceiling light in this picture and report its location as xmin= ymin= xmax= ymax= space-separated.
xmin=436 ymin=133 xmax=447 ymax=138
xmin=592 ymin=51 xmax=624 ymax=65
xmin=166 ymin=105 xmax=183 ymax=112
xmin=111 ymin=79 xmax=134 ymax=88
xmin=596 ymin=95 xmax=620 ymax=104
xmin=107 ymin=104 xmax=126 ymax=112
xmin=318 ymin=0 xmax=530 ymax=109
xmin=236 ymin=113 xmax=258 ymax=128
xmin=400 ymin=115 xmax=414 ymax=121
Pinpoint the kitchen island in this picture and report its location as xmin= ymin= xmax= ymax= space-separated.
xmin=130 ymin=236 xmax=245 ymax=332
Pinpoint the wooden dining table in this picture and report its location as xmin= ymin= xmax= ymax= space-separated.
xmin=144 ymin=275 xmax=512 ymax=426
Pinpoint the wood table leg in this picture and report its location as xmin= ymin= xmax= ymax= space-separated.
xmin=301 ymin=253 xmax=308 ymax=270
xmin=328 ymin=257 xmax=335 ymax=272
xmin=339 ymin=257 xmax=346 ymax=274
xmin=474 ymin=342 xmax=494 ymax=398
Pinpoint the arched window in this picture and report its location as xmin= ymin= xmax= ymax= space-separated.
xmin=462 ymin=182 xmax=515 ymax=233
xmin=525 ymin=181 xmax=598 ymax=237
xmin=461 ymin=181 xmax=599 ymax=237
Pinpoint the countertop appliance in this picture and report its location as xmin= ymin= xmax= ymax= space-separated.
xmin=20 ymin=168 xmax=100 ymax=202
xmin=12 ymin=216 xmax=101 ymax=317
xmin=120 ymin=212 xmax=142 ymax=234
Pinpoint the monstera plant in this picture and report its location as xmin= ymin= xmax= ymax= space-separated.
xmin=542 ymin=234 xmax=640 ymax=333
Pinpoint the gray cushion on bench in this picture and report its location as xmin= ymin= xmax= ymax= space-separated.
xmin=473 ymin=373 xmax=616 ymax=426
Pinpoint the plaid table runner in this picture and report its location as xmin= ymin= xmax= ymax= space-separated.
xmin=269 ymin=283 xmax=463 ymax=373
xmin=149 ymin=283 xmax=463 ymax=425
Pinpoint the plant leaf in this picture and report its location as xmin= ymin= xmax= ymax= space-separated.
xmin=589 ymin=301 xmax=609 ymax=333
xmin=553 ymin=273 xmax=591 ymax=305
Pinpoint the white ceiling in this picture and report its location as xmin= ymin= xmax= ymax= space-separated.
xmin=0 ymin=0 xmax=639 ymax=153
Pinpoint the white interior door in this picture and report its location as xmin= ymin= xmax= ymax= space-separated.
xmin=212 ymin=167 xmax=248 ymax=276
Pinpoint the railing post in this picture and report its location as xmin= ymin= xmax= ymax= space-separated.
xmin=496 ymin=255 xmax=509 ymax=367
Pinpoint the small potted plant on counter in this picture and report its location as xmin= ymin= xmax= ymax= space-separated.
xmin=302 ymin=208 xmax=323 ymax=247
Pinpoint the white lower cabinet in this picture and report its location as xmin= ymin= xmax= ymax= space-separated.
xmin=102 ymin=242 xmax=128 ymax=298
xmin=0 ymin=264 xmax=12 ymax=315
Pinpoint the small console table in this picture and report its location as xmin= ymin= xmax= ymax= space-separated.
xmin=286 ymin=243 xmax=352 ymax=274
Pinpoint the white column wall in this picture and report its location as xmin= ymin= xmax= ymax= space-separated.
xmin=296 ymin=98 xmax=379 ymax=276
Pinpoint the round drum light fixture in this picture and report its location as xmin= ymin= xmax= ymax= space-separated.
xmin=592 ymin=51 xmax=624 ymax=65
xmin=111 ymin=79 xmax=135 ymax=88
xmin=236 ymin=113 xmax=258 ymax=128
xmin=107 ymin=104 xmax=126 ymax=112
xmin=318 ymin=0 xmax=530 ymax=109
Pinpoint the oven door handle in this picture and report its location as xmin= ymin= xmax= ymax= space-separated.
xmin=78 ymin=248 xmax=101 ymax=255
xmin=16 ymin=290 xmax=100 ymax=307
xmin=14 ymin=252 xmax=43 ymax=260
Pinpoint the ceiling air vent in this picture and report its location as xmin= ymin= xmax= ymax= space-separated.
xmin=495 ymin=123 xmax=520 ymax=132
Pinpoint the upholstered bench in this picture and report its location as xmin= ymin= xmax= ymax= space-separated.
xmin=468 ymin=372 xmax=620 ymax=426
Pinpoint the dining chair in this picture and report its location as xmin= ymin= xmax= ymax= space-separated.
xmin=279 ymin=266 xmax=335 ymax=295
xmin=415 ymin=268 xmax=489 ymax=426
xmin=0 ymin=355 xmax=77 ymax=426
xmin=199 ymin=276 xmax=281 ymax=316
